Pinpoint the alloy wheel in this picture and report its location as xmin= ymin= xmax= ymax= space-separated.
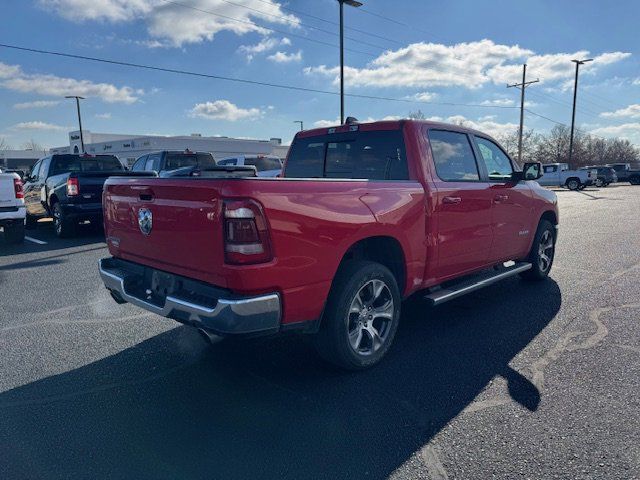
xmin=538 ymin=230 xmax=554 ymax=272
xmin=347 ymin=279 xmax=394 ymax=356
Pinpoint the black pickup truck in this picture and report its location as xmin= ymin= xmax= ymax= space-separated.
xmin=23 ymin=154 xmax=150 ymax=237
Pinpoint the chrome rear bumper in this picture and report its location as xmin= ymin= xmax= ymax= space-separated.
xmin=99 ymin=257 xmax=281 ymax=335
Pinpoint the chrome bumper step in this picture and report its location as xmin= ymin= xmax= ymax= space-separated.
xmin=424 ymin=262 xmax=532 ymax=306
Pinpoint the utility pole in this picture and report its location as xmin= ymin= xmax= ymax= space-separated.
xmin=569 ymin=58 xmax=593 ymax=164
xmin=293 ymin=120 xmax=304 ymax=131
xmin=337 ymin=0 xmax=363 ymax=124
xmin=65 ymin=95 xmax=85 ymax=153
xmin=507 ymin=64 xmax=538 ymax=164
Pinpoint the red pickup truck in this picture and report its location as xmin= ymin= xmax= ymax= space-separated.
xmin=100 ymin=120 xmax=558 ymax=369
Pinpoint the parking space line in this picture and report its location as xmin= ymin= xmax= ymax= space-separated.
xmin=24 ymin=236 xmax=48 ymax=245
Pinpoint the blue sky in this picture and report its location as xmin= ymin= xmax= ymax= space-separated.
xmin=1 ymin=0 xmax=639 ymax=149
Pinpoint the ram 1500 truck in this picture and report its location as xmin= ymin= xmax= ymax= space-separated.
xmin=100 ymin=120 xmax=559 ymax=369
xmin=24 ymin=154 xmax=151 ymax=237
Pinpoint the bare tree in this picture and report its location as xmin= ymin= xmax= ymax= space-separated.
xmin=22 ymin=139 xmax=44 ymax=152
xmin=407 ymin=109 xmax=426 ymax=120
xmin=0 ymin=137 xmax=11 ymax=151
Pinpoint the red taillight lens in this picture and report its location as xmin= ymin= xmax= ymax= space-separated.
xmin=67 ymin=177 xmax=79 ymax=196
xmin=14 ymin=178 xmax=24 ymax=199
xmin=223 ymin=199 xmax=272 ymax=265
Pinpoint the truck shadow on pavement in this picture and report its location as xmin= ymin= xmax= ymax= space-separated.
xmin=0 ymin=278 xmax=561 ymax=479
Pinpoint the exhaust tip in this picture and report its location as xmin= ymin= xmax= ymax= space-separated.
xmin=109 ymin=289 xmax=127 ymax=305
xmin=198 ymin=328 xmax=222 ymax=346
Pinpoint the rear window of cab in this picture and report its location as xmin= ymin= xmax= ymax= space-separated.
xmin=285 ymin=130 xmax=409 ymax=180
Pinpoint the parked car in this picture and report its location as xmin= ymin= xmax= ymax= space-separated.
xmin=607 ymin=163 xmax=631 ymax=182
xmin=0 ymin=172 xmax=25 ymax=243
xmin=581 ymin=166 xmax=617 ymax=187
xmin=216 ymin=155 xmax=283 ymax=177
xmin=99 ymin=119 xmax=558 ymax=370
xmin=538 ymin=163 xmax=594 ymax=190
xmin=23 ymin=153 xmax=145 ymax=238
xmin=130 ymin=150 xmax=216 ymax=176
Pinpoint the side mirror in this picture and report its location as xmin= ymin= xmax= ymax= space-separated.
xmin=522 ymin=162 xmax=542 ymax=181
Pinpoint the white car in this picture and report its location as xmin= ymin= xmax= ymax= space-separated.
xmin=216 ymin=155 xmax=283 ymax=177
xmin=0 ymin=171 xmax=26 ymax=243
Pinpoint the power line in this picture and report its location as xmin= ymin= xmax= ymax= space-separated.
xmin=251 ymin=0 xmax=404 ymax=45
xmin=525 ymin=108 xmax=635 ymax=144
xmin=161 ymin=0 xmax=390 ymax=52
xmin=0 ymin=43 xmax=519 ymax=110
xmin=157 ymin=0 xmax=379 ymax=58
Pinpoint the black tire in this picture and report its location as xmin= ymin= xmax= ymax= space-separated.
xmin=313 ymin=260 xmax=401 ymax=370
xmin=53 ymin=202 xmax=76 ymax=238
xmin=3 ymin=223 xmax=25 ymax=244
xmin=577 ymin=184 xmax=586 ymax=190
xmin=25 ymin=214 xmax=38 ymax=230
xmin=630 ymin=176 xmax=640 ymax=185
xmin=566 ymin=178 xmax=580 ymax=190
xmin=520 ymin=219 xmax=556 ymax=281
xmin=595 ymin=178 xmax=604 ymax=188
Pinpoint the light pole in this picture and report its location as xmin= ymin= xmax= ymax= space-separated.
xmin=293 ymin=120 xmax=304 ymax=131
xmin=65 ymin=95 xmax=86 ymax=154
xmin=338 ymin=0 xmax=363 ymax=125
xmin=568 ymin=58 xmax=592 ymax=164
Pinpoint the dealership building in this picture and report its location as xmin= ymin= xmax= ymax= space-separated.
xmin=51 ymin=130 xmax=289 ymax=167
xmin=0 ymin=149 xmax=48 ymax=173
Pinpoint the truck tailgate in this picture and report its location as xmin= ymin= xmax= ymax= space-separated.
xmin=75 ymin=171 xmax=141 ymax=202
xmin=0 ymin=174 xmax=17 ymax=207
xmin=103 ymin=178 xmax=226 ymax=285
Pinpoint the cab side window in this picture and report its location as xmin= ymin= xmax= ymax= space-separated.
xmin=427 ymin=130 xmax=480 ymax=182
xmin=145 ymin=154 xmax=161 ymax=172
xmin=474 ymin=137 xmax=513 ymax=181
xmin=543 ymin=165 xmax=557 ymax=173
xmin=29 ymin=160 xmax=42 ymax=181
xmin=131 ymin=156 xmax=148 ymax=172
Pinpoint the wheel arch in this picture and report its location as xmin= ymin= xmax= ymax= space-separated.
xmin=339 ymin=236 xmax=407 ymax=295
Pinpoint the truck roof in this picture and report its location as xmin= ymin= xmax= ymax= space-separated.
xmin=296 ymin=119 xmax=497 ymax=141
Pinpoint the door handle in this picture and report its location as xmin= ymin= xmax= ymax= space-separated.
xmin=494 ymin=194 xmax=509 ymax=203
xmin=442 ymin=196 xmax=462 ymax=205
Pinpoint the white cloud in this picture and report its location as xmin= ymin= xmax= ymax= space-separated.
xmin=238 ymin=37 xmax=291 ymax=61
xmin=488 ymin=51 xmax=631 ymax=86
xmin=305 ymin=40 xmax=630 ymax=90
xmin=13 ymin=100 xmax=61 ymax=109
xmin=633 ymin=78 xmax=640 ymax=86
xmin=40 ymin=0 xmax=301 ymax=47
xmin=590 ymin=123 xmax=640 ymax=138
xmin=95 ymin=112 xmax=112 ymax=119
xmin=190 ymin=100 xmax=263 ymax=121
xmin=601 ymin=104 xmax=640 ymax=119
xmin=480 ymin=98 xmax=515 ymax=106
xmin=313 ymin=115 xmax=402 ymax=128
xmin=0 ymin=62 xmax=140 ymax=103
xmin=305 ymin=40 xmax=533 ymax=89
xmin=406 ymin=91 xmax=437 ymax=102
xmin=11 ymin=121 xmax=67 ymax=131
xmin=267 ymin=50 xmax=302 ymax=63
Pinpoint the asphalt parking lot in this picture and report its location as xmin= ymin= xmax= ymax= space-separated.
xmin=1 ymin=185 xmax=639 ymax=480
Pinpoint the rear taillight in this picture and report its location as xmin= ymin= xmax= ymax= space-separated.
xmin=223 ymin=199 xmax=272 ymax=265
xmin=67 ymin=177 xmax=79 ymax=196
xmin=13 ymin=178 xmax=24 ymax=199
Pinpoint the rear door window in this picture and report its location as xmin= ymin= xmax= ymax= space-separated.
xmin=427 ymin=130 xmax=480 ymax=182
xmin=285 ymin=130 xmax=408 ymax=180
